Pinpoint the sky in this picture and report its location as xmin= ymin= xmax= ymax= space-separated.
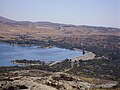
xmin=0 ymin=0 xmax=120 ymax=28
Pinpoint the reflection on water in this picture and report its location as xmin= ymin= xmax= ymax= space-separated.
xmin=0 ymin=43 xmax=82 ymax=66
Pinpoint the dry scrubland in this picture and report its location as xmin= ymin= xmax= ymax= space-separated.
xmin=0 ymin=16 xmax=120 ymax=90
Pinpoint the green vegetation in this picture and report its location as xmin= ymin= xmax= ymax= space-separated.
xmin=0 ymin=35 xmax=120 ymax=81
xmin=12 ymin=59 xmax=46 ymax=65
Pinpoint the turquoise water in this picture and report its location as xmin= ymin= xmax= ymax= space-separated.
xmin=0 ymin=43 xmax=82 ymax=66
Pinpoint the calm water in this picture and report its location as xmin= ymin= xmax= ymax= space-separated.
xmin=0 ymin=43 xmax=82 ymax=66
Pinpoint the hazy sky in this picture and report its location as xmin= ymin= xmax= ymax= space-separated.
xmin=0 ymin=0 xmax=120 ymax=28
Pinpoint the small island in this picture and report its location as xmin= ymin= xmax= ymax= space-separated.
xmin=12 ymin=59 xmax=47 ymax=66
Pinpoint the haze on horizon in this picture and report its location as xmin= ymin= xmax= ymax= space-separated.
xmin=0 ymin=0 xmax=120 ymax=28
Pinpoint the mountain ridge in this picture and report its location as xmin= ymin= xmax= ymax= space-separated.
xmin=0 ymin=16 xmax=119 ymax=29
xmin=0 ymin=15 xmax=120 ymax=41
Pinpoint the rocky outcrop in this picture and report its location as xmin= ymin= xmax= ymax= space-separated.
xmin=0 ymin=70 xmax=90 ymax=90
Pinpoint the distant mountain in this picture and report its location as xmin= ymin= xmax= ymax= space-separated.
xmin=0 ymin=16 xmax=65 ymax=27
xmin=0 ymin=16 xmax=119 ymax=29
xmin=0 ymin=16 xmax=17 ymax=23
xmin=0 ymin=16 xmax=120 ymax=36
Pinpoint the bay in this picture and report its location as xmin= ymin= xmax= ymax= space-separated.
xmin=0 ymin=43 xmax=82 ymax=66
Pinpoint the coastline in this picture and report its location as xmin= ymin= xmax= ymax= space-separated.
xmin=70 ymin=48 xmax=96 ymax=62
xmin=49 ymin=49 xmax=96 ymax=66
xmin=12 ymin=62 xmax=41 ymax=66
xmin=12 ymin=48 xmax=96 ymax=66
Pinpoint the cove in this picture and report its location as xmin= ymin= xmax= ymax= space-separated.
xmin=0 ymin=43 xmax=83 ymax=66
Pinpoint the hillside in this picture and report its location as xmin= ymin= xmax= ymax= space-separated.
xmin=0 ymin=16 xmax=120 ymax=41
xmin=0 ymin=16 xmax=120 ymax=90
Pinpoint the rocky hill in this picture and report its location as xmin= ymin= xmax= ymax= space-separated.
xmin=0 ymin=16 xmax=119 ymax=41
xmin=0 ymin=16 xmax=120 ymax=90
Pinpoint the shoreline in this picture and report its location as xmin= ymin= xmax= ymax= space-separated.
xmin=49 ymin=49 xmax=96 ymax=66
xmin=0 ymin=41 xmax=96 ymax=62
xmin=11 ymin=48 xmax=96 ymax=66
xmin=71 ymin=48 xmax=96 ymax=62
